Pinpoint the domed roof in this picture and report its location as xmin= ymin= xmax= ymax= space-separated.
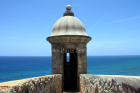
xmin=50 ymin=5 xmax=88 ymax=36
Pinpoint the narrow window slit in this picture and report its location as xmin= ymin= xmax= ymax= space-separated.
xmin=67 ymin=53 xmax=70 ymax=62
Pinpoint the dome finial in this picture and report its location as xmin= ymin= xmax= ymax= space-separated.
xmin=66 ymin=5 xmax=71 ymax=11
xmin=63 ymin=5 xmax=74 ymax=16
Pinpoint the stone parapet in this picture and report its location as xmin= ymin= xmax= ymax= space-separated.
xmin=0 ymin=74 xmax=62 ymax=93
xmin=80 ymin=74 xmax=140 ymax=93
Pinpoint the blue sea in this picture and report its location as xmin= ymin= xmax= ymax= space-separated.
xmin=0 ymin=56 xmax=140 ymax=83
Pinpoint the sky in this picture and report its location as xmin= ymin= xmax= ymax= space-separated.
xmin=0 ymin=0 xmax=140 ymax=56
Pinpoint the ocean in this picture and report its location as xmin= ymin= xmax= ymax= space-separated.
xmin=0 ymin=56 xmax=140 ymax=83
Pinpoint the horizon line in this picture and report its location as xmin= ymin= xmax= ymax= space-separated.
xmin=0 ymin=55 xmax=140 ymax=57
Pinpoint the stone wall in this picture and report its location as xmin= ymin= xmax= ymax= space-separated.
xmin=80 ymin=74 xmax=140 ymax=93
xmin=51 ymin=42 xmax=88 ymax=75
xmin=0 ymin=74 xmax=62 ymax=93
xmin=47 ymin=35 xmax=91 ymax=75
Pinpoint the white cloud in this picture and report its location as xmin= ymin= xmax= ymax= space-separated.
xmin=87 ymin=45 xmax=94 ymax=52
xmin=92 ymin=40 xmax=131 ymax=46
xmin=119 ymin=48 xmax=126 ymax=51
xmin=112 ymin=16 xmax=140 ymax=23
xmin=72 ymin=4 xmax=82 ymax=8
xmin=2 ymin=37 xmax=16 ymax=39
xmin=89 ymin=13 xmax=108 ymax=31
xmin=14 ymin=47 xmax=19 ymax=50
xmin=87 ymin=40 xmax=132 ymax=50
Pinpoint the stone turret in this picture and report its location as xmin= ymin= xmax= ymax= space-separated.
xmin=46 ymin=5 xmax=91 ymax=92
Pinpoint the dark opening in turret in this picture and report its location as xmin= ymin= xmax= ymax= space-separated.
xmin=64 ymin=50 xmax=78 ymax=91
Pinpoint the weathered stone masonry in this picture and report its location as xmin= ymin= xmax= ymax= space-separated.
xmin=80 ymin=74 xmax=140 ymax=93
xmin=48 ymin=36 xmax=91 ymax=75
xmin=0 ymin=74 xmax=62 ymax=93
xmin=47 ymin=36 xmax=91 ymax=91
xmin=47 ymin=5 xmax=91 ymax=91
xmin=1 ymin=74 xmax=140 ymax=93
xmin=1 ymin=5 xmax=140 ymax=93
